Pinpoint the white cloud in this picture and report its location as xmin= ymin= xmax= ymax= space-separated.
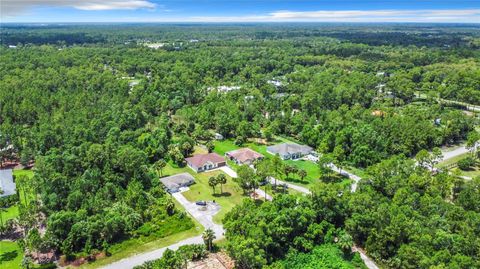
xmin=191 ymin=9 xmax=480 ymax=23
xmin=1 ymin=0 xmax=156 ymax=16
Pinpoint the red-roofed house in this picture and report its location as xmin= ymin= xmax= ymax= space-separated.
xmin=185 ymin=153 xmax=226 ymax=173
xmin=225 ymin=148 xmax=264 ymax=165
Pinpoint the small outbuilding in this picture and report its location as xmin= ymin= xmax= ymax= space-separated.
xmin=0 ymin=169 xmax=16 ymax=198
xmin=185 ymin=153 xmax=226 ymax=173
xmin=226 ymin=148 xmax=264 ymax=165
xmin=160 ymin=173 xmax=195 ymax=193
xmin=266 ymin=143 xmax=313 ymax=160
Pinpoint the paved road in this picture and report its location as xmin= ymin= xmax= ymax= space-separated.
xmin=103 ymin=161 xmax=377 ymax=269
xmin=102 ymin=188 xmax=223 ymax=269
xmin=102 ymin=235 xmax=204 ymax=269
xmin=440 ymin=145 xmax=469 ymax=162
xmin=268 ymin=176 xmax=311 ymax=194
xmin=172 ymin=188 xmax=224 ymax=238
xmin=415 ymin=93 xmax=480 ymax=112
xmin=327 ymin=163 xmax=361 ymax=192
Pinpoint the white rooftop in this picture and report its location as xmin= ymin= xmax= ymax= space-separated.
xmin=0 ymin=169 xmax=16 ymax=197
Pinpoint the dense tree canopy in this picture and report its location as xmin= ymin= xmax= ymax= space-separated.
xmin=1 ymin=24 xmax=479 ymax=266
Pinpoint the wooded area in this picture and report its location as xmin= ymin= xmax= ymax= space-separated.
xmin=1 ymin=24 xmax=479 ymax=268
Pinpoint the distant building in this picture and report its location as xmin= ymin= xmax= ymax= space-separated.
xmin=185 ymin=153 xmax=226 ymax=173
xmin=0 ymin=169 xmax=16 ymax=198
xmin=376 ymin=71 xmax=391 ymax=77
xmin=214 ymin=133 xmax=224 ymax=140
xmin=160 ymin=173 xmax=195 ymax=193
xmin=268 ymin=79 xmax=283 ymax=87
xmin=225 ymin=148 xmax=264 ymax=165
xmin=208 ymin=86 xmax=241 ymax=93
xmin=266 ymin=143 xmax=313 ymax=160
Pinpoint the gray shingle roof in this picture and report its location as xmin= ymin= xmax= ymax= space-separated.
xmin=160 ymin=173 xmax=195 ymax=192
xmin=266 ymin=143 xmax=313 ymax=156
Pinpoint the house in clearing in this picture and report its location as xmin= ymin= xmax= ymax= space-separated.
xmin=160 ymin=173 xmax=195 ymax=193
xmin=185 ymin=153 xmax=226 ymax=173
xmin=266 ymin=143 xmax=313 ymax=160
xmin=225 ymin=148 xmax=264 ymax=165
xmin=0 ymin=169 xmax=16 ymax=198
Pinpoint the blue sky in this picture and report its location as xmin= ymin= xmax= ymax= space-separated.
xmin=1 ymin=0 xmax=479 ymax=23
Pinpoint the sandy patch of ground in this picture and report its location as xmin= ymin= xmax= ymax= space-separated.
xmin=188 ymin=252 xmax=234 ymax=269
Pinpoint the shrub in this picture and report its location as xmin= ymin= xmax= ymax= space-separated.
xmin=457 ymin=157 xmax=475 ymax=170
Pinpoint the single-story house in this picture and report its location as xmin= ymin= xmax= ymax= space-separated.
xmin=185 ymin=153 xmax=226 ymax=173
xmin=160 ymin=173 xmax=195 ymax=193
xmin=225 ymin=148 xmax=264 ymax=165
xmin=0 ymin=169 xmax=16 ymax=198
xmin=266 ymin=143 xmax=313 ymax=160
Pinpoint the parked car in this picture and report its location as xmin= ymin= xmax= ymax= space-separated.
xmin=195 ymin=201 xmax=207 ymax=206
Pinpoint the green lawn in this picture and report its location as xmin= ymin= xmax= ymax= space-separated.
xmin=1 ymin=206 xmax=19 ymax=224
xmin=0 ymin=241 xmax=23 ymax=269
xmin=213 ymin=138 xmax=323 ymax=188
xmin=1 ymin=169 xmax=35 ymax=224
xmin=438 ymin=152 xmax=469 ymax=168
xmin=163 ymin=163 xmax=247 ymax=224
xmin=283 ymin=159 xmax=321 ymax=187
xmin=436 ymin=152 xmax=480 ymax=178
xmin=343 ymin=166 xmax=368 ymax=179
xmin=0 ymin=170 xmax=36 ymax=269
xmin=13 ymin=169 xmax=34 ymax=178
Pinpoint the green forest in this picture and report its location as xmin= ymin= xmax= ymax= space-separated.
xmin=0 ymin=24 xmax=479 ymax=269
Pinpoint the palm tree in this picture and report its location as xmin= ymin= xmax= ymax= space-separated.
xmin=262 ymin=181 xmax=269 ymax=201
xmin=216 ymin=174 xmax=227 ymax=194
xmin=337 ymin=231 xmax=353 ymax=254
xmin=298 ymin=169 xmax=307 ymax=181
xmin=202 ymin=228 xmax=216 ymax=251
xmin=271 ymin=155 xmax=284 ymax=184
xmin=21 ymin=256 xmax=33 ymax=269
xmin=165 ymin=199 xmax=175 ymax=216
xmin=208 ymin=177 xmax=217 ymax=194
xmin=154 ymin=159 xmax=167 ymax=177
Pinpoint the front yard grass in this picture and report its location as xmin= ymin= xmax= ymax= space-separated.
xmin=0 ymin=240 xmax=22 ymax=269
xmin=1 ymin=169 xmax=35 ymax=224
xmin=213 ymin=138 xmax=324 ymax=188
xmin=163 ymin=163 xmax=246 ymax=224
xmin=436 ymin=152 xmax=480 ymax=178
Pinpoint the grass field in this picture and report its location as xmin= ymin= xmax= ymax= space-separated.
xmin=1 ymin=169 xmax=35 ymax=223
xmin=0 ymin=169 xmax=36 ymax=269
xmin=163 ymin=163 xmax=247 ymax=224
xmin=0 ymin=241 xmax=22 ymax=269
xmin=213 ymin=138 xmax=323 ymax=187
xmin=437 ymin=152 xmax=480 ymax=178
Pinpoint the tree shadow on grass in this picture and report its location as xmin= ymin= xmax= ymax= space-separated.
xmin=283 ymin=177 xmax=309 ymax=185
xmin=213 ymin=192 xmax=232 ymax=197
xmin=0 ymin=250 xmax=18 ymax=263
